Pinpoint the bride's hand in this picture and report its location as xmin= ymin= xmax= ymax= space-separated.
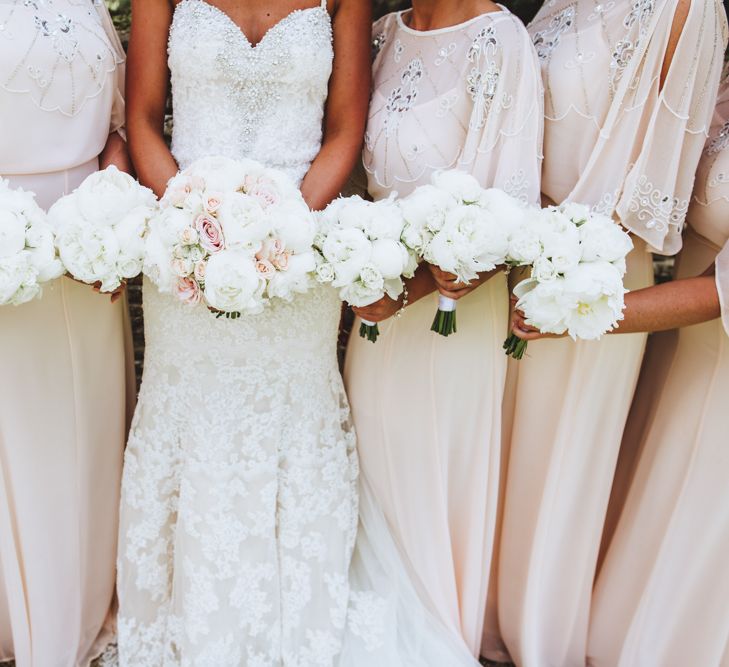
xmin=352 ymin=294 xmax=403 ymax=323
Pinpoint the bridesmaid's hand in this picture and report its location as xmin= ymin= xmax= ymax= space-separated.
xmin=428 ymin=264 xmax=500 ymax=300
xmin=509 ymin=296 xmax=563 ymax=341
xmin=91 ymin=280 xmax=126 ymax=304
xmin=352 ymin=294 xmax=403 ymax=323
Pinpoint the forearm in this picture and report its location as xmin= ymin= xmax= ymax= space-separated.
xmin=406 ymin=264 xmax=438 ymax=305
xmin=128 ymin=119 xmax=178 ymax=198
xmin=614 ymin=275 xmax=720 ymax=333
xmin=99 ymin=132 xmax=133 ymax=174
xmin=300 ymin=132 xmax=364 ymax=211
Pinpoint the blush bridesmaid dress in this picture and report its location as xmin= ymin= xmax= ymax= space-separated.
xmin=492 ymin=1 xmax=727 ymax=665
xmin=344 ymin=7 xmax=543 ymax=658
xmin=0 ymin=2 xmax=131 ymax=664
xmin=588 ymin=71 xmax=729 ymax=667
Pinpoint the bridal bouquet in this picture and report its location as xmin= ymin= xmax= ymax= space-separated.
xmin=314 ymin=194 xmax=417 ymax=342
xmin=400 ymin=170 xmax=529 ymax=336
xmin=48 ymin=166 xmax=157 ymax=292
xmin=0 ymin=179 xmax=64 ymax=305
xmin=144 ymin=156 xmax=317 ymax=317
xmin=503 ymin=203 xmax=634 ymax=359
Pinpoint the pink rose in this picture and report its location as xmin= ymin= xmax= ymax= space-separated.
xmin=255 ymin=258 xmax=276 ymax=279
xmin=193 ymin=260 xmax=206 ymax=282
xmin=204 ymin=192 xmax=223 ymax=213
xmin=195 ymin=214 xmax=225 ymax=253
xmin=175 ymin=276 xmax=201 ymax=305
xmin=256 ymin=238 xmax=285 ymax=261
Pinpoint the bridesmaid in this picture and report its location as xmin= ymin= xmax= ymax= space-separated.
xmin=0 ymin=2 xmax=132 ymax=665
xmin=583 ymin=72 xmax=729 ymax=667
xmin=494 ymin=0 xmax=727 ymax=665
xmin=344 ymin=0 xmax=543 ymax=657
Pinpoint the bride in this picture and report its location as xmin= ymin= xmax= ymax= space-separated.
xmin=117 ymin=1 xmax=478 ymax=665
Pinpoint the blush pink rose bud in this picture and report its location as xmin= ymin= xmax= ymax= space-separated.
xmin=193 ymin=260 xmax=206 ymax=282
xmin=195 ymin=214 xmax=225 ymax=253
xmin=255 ymin=258 xmax=276 ymax=279
xmin=175 ymin=276 xmax=201 ymax=305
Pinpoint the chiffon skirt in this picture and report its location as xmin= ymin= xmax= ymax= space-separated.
xmin=344 ymin=273 xmax=510 ymax=658
xmin=0 ymin=161 xmax=131 ymax=666
xmin=495 ymin=239 xmax=654 ymax=667
xmin=588 ymin=228 xmax=729 ymax=666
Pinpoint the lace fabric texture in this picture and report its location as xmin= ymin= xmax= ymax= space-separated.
xmin=117 ymin=3 xmax=362 ymax=665
xmin=689 ymin=71 xmax=729 ymax=337
xmin=364 ymin=9 xmax=543 ymax=205
xmin=529 ymin=0 xmax=728 ymax=253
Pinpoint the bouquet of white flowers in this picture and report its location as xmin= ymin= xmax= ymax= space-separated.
xmin=48 ymin=166 xmax=157 ymax=292
xmin=0 ymin=179 xmax=64 ymax=305
xmin=144 ymin=156 xmax=318 ymax=317
xmin=314 ymin=194 xmax=417 ymax=342
xmin=503 ymin=203 xmax=634 ymax=359
xmin=400 ymin=170 xmax=529 ymax=336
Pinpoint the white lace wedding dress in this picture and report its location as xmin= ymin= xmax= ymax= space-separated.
xmin=117 ymin=2 xmax=480 ymax=665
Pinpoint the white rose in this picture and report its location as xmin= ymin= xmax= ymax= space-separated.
xmin=117 ymin=254 xmax=143 ymax=280
xmin=431 ymin=169 xmax=483 ymax=203
xmin=315 ymin=261 xmax=336 ymax=283
xmin=359 ymin=263 xmax=385 ymax=291
xmin=0 ymin=210 xmax=28 ymax=258
xmin=203 ymin=249 xmax=265 ymax=313
xmin=369 ymin=238 xmax=409 ymax=279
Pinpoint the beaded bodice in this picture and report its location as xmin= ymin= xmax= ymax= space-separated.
xmin=168 ymin=0 xmax=333 ymax=186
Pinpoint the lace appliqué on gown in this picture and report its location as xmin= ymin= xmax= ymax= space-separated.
xmin=117 ymin=2 xmax=361 ymax=665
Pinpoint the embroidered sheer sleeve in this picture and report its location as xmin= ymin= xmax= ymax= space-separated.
xmin=459 ymin=15 xmax=543 ymax=205
xmin=615 ymin=0 xmax=727 ymax=254
xmin=94 ymin=0 xmax=126 ymax=137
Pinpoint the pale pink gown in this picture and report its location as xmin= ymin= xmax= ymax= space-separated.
xmin=587 ymin=72 xmax=729 ymax=667
xmin=0 ymin=2 xmax=129 ymax=665
xmin=492 ymin=1 xmax=728 ymax=665
xmin=343 ymin=8 xmax=543 ymax=658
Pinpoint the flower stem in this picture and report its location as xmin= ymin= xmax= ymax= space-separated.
xmin=359 ymin=321 xmax=380 ymax=343
xmin=431 ymin=308 xmax=457 ymax=337
xmin=503 ymin=333 xmax=528 ymax=360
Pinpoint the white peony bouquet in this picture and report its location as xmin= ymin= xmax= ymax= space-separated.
xmin=0 ymin=179 xmax=64 ymax=305
xmin=400 ymin=169 xmax=529 ymax=336
xmin=144 ymin=156 xmax=317 ymax=317
xmin=503 ymin=203 xmax=634 ymax=359
xmin=314 ymin=194 xmax=417 ymax=342
xmin=48 ymin=166 xmax=157 ymax=292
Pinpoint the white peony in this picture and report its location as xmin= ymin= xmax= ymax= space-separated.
xmin=203 ymin=249 xmax=266 ymax=314
xmin=76 ymin=166 xmax=155 ymax=226
xmin=578 ymin=214 xmax=633 ymax=270
xmin=216 ymin=192 xmax=268 ymax=248
xmin=339 ymin=279 xmax=382 ymax=308
xmin=321 ymin=227 xmax=372 ymax=287
xmin=369 ymin=238 xmax=410 ymax=279
xmin=367 ymin=196 xmax=407 ymax=240
xmin=266 ymin=252 xmax=316 ymax=301
xmin=0 ymin=210 xmax=29 ymax=258
xmin=272 ymin=201 xmax=317 ymax=254
xmin=431 ymin=170 xmax=483 ymax=203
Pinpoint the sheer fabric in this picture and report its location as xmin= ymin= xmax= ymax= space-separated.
xmin=346 ymin=8 xmax=543 ymax=658
xmin=531 ymin=0 xmax=727 ymax=253
xmin=0 ymin=1 xmax=129 ymax=665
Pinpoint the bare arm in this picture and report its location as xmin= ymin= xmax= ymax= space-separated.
xmin=614 ymin=270 xmax=720 ymax=333
xmin=126 ymin=0 xmax=178 ymax=197
xmin=660 ymin=0 xmax=691 ymax=87
xmin=99 ymin=131 xmax=133 ymax=174
xmin=300 ymin=0 xmax=371 ymax=211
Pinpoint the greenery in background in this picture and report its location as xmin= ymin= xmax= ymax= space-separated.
xmin=104 ymin=0 xmax=544 ymax=39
